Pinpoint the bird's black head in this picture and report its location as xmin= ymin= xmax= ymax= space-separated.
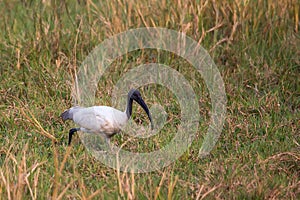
xmin=128 ymin=89 xmax=142 ymax=100
xmin=128 ymin=89 xmax=154 ymax=129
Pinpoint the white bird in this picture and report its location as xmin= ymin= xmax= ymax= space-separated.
xmin=61 ymin=89 xmax=153 ymax=146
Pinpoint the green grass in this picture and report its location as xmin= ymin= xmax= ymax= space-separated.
xmin=0 ymin=0 xmax=299 ymax=199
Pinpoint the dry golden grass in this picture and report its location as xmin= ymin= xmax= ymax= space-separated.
xmin=0 ymin=0 xmax=299 ymax=199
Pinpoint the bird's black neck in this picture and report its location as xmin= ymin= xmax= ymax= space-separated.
xmin=125 ymin=96 xmax=133 ymax=119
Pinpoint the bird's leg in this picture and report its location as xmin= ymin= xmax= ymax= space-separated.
xmin=105 ymin=137 xmax=110 ymax=145
xmin=105 ymin=137 xmax=113 ymax=152
xmin=68 ymin=128 xmax=80 ymax=146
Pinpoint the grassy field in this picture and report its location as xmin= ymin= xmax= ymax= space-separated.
xmin=0 ymin=0 xmax=299 ymax=199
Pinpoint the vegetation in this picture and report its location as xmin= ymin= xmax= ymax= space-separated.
xmin=0 ymin=0 xmax=299 ymax=199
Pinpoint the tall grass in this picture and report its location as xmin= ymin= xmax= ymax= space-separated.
xmin=0 ymin=0 xmax=299 ymax=199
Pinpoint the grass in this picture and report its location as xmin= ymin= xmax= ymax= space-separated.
xmin=0 ymin=0 xmax=299 ymax=199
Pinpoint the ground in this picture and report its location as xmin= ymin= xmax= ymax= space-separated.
xmin=0 ymin=0 xmax=299 ymax=199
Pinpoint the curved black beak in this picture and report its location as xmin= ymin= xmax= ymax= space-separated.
xmin=135 ymin=97 xmax=154 ymax=130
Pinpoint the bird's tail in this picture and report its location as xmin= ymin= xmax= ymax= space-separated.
xmin=61 ymin=106 xmax=82 ymax=121
xmin=61 ymin=109 xmax=72 ymax=121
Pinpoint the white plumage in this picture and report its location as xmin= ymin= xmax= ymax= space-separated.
xmin=70 ymin=106 xmax=127 ymax=136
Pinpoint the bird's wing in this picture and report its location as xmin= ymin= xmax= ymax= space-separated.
xmin=72 ymin=106 xmax=123 ymax=134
